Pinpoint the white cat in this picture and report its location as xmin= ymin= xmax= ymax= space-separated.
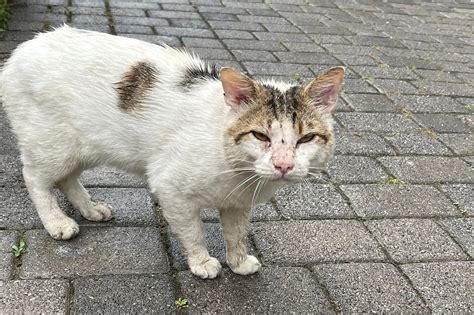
xmin=0 ymin=26 xmax=344 ymax=279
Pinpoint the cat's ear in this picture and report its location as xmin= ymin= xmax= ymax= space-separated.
xmin=220 ymin=67 xmax=255 ymax=111
xmin=304 ymin=66 xmax=345 ymax=113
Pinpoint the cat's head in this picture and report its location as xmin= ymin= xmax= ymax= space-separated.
xmin=221 ymin=67 xmax=344 ymax=181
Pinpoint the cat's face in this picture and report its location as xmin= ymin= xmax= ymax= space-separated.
xmin=222 ymin=67 xmax=344 ymax=181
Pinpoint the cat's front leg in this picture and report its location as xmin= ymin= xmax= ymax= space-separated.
xmin=159 ymin=197 xmax=222 ymax=279
xmin=220 ymin=207 xmax=261 ymax=275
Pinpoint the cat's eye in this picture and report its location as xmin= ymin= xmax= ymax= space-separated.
xmin=251 ymin=131 xmax=270 ymax=142
xmin=298 ymin=133 xmax=317 ymax=144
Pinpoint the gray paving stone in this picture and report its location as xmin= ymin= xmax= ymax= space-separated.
xmin=223 ymin=39 xmax=286 ymax=51
xmin=72 ymin=274 xmax=175 ymax=313
xmin=342 ymin=184 xmax=459 ymax=218
xmin=415 ymin=69 xmax=462 ymax=83
xmin=120 ymin=33 xmax=182 ymax=47
xmin=169 ymin=18 xmax=208 ymax=29
xmin=182 ymin=37 xmax=223 ymax=49
xmin=71 ymin=14 xmax=109 ymax=25
xmin=342 ymin=78 xmax=378 ymax=93
xmin=0 ymin=154 xmax=23 ymax=187
xmin=343 ymin=93 xmax=399 ymax=112
xmin=402 ymin=262 xmax=473 ymax=313
xmin=208 ymin=21 xmax=265 ymax=31
xmin=178 ymin=267 xmax=334 ymax=313
xmin=413 ymin=114 xmax=470 ymax=133
xmin=21 ymin=227 xmax=168 ymax=278
xmin=0 ymin=231 xmax=18 ymax=252
xmin=201 ymin=12 xmax=238 ymax=21
xmin=199 ymin=201 xmax=280 ymax=223
xmin=237 ymin=15 xmax=289 ymax=25
xmin=232 ymin=49 xmax=276 ymax=62
xmin=384 ymin=132 xmax=451 ymax=155
xmin=334 ymin=54 xmax=378 ymax=67
xmin=0 ymin=188 xmax=38 ymax=229
xmin=439 ymin=218 xmax=473 ymax=257
xmin=352 ymin=65 xmax=418 ymax=80
xmin=111 ymin=8 xmax=146 ymax=17
xmin=0 ymin=254 xmax=13 ymax=280
xmin=114 ymin=25 xmax=154 ymax=35
xmin=253 ymin=32 xmax=311 ymax=43
xmin=282 ymin=41 xmax=325 ymax=52
xmin=434 ymin=131 xmax=472 ymax=153
xmin=366 ymin=219 xmax=467 ymax=263
xmin=215 ymin=29 xmax=254 ymax=39
xmin=274 ymin=52 xmax=340 ymax=65
xmin=68 ymin=23 xmax=109 ymax=33
xmin=253 ymin=220 xmax=386 ymax=264
xmin=262 ymin=23 xmax=301 ymax=33
xmin=379 ymin=156 xmax=474 ymax=183
xmin=389 ymin=95 xmax=469 ymax=113
xmin=168 ymin=223 xmax=255 ymax=270
xmin=372 ymin=79 xmax=419 ymax=94
xmin=334 ymin=131 xmax=394 ymax=155
xmin=274 ymin=183 xmax=354 ymax=219
xmin=243 ymin=62 xmax=313 ymax=77
xmin=0 ymin=279 xmax=69 ymax=314
xmin=80 ymin=166 xmax=146 ymax=187
xmin=314 ymin=263 xmax=428 ymax=313
xmin=327 ymin=155 xmax=388 ymax=183
xmin=414 ymin=81 xmax=474 ymax=97
xmin=440 ymin=184 xmax=473 ymax=215
xmin=148 ymin=10 xmax=201 ymax=20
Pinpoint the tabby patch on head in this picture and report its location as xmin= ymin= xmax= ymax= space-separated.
xmin=220 ymin=67 xmax=344 ymax=180
xmin=116 ymin=61 xmax=159 ymax=112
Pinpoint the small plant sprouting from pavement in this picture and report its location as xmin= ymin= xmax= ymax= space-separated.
xmin=378 ymin=63 xmax=390 ymax=69
xmin=388 ymin=177 xmax=405 ymax=185
xmin=407 ymin=66 xmax=417 ymax=72
xmin=12 ymin=239 xmax=27 ymax=257
xmin=464 ymin=104 xmax=471 ymax=111
xmin=361 ymin=75 xmax=374 ymax=81
xmin=0 ymin=0 xmax=10 ymax=31
xmin=421 ymin=129 xmax=437 ymax=138
xmin=175 ymin=298 xmax=189 ymax=310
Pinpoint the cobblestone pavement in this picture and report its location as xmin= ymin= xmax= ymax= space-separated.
xmin=0 ymin=0 xmax=473 ymax=313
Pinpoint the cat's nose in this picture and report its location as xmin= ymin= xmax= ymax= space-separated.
xmin=274 ymin=163 xmax=294 ymax=175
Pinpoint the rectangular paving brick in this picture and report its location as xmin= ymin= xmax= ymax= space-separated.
xmin=343 ymin=93 xmax=399 ymax=112
xmin=342 ymin=78 xmax=378 ymax=93
xmin=0 ymin=231 xmax=18 ymax=252
xmin=113 ymin=16 xmax=169 ymax=27
xmin=335 ymin=113 xmax=420 ymax=132
xmin=439 ymin=218 xmax=473 ymax=257
xmin=274 ymin=52 xmax=340 ymax=64
xmin=366 ymin=219 xmax=467 ymax=263
xmin=314 ymin=263 xmax=428 ymax=313
xmin=223 ymin=39 xmax=286 ymax=51
xmin=402 ymin=262 xmax=473 ymax=313
xmin=383 ymin=132 xmax=451 ymax=155
xmin=0 ymin=279 xmax=69 ymax=314
xmin=21 ymin=227 xmax=168 ymax=278
xmin=274 ymin=183 xmax=354 ymax=219
xmin=0 ymin=254 xmax=13 ymax=280
xmin=178 ymin=268 xmax=334 ymax=313
xmin=414 ymin=81 xmax=474 ymax=97
xmin=389 ymin=95 xmax=469 ymax=113
xmin=327 ymin=156 xmax=388 ymax=183
xmin=334 ymin=132 xmax=394 ymax=155
xmin=231 ymin=49 xmax=276 ymax=62
xmin=372 ymin=79 xmax=419 ymax=94
xmin=243 ymin=62 xmax=313 ymax=77
xmin=80 ymin=167 xmax=147 ymax=187
xmin=253 ymin=220 xmax=386 ymax=264
xmin=342 ymin=184 xmax=459 ymax=218
xmin=73 ymin=274 xmax=175 ymax=313
xmin=413 ymin=114 xmax=470 ymax=133
xmin=378 ymin=156 xmax=474 ymax=183
xmin=352 ymin=66 xmax=418 ymax=80
xmin=439 ymin=133 xmax=474 ymax=155
xmin=440 ymin=184 xmax=473 ymax=215
xmin=0 ymin=154 xmax=23 ymax=187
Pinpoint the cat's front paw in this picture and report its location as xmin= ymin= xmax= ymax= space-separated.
xmin=229 ymin=255 xmax=261 ymax=275
xmin=82 ymin=202 xmax=113 ymax=221
xmin=45 ymin=217 xmax=80 ymax=240
xmin=189 ymin=257 xmax=222 ymax=279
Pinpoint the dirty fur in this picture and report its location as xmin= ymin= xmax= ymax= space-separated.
xmin=0 ymin=26 xmax=344 ymax=280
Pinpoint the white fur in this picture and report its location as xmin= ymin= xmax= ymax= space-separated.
xmin=0 ymin=26 xmax=336 ymax=278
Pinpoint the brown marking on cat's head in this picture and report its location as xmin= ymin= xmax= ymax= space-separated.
xmin=116 ymin=61 xmax=159 ymax=112
xmin=223 ymin=67 xmax=344 ymax=145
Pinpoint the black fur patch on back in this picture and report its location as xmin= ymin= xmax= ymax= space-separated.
xmin=180 ymin=62 xmax=220 ymax=88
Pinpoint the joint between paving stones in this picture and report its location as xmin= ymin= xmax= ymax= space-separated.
xmin=358 ymin=222 xmax=433 ymax=312
xmin=306 ymin=265 xmax=342 ymax=313
xmin=66 ymin=279 xmax=74 ymax=315
xmin=10 ymin=230 xmax=27 ymax=281
xmin=103 ymin=0 xmax=116 ymax=36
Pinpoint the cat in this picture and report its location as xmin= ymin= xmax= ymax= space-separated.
xmin=0 ymin=26 xmax=344 ymax=279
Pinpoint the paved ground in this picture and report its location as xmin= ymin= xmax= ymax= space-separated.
xmin=0 ymin=0 xmax=473 ymax=313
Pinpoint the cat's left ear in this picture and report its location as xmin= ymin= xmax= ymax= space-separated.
xmin=304 ymin=66 xmax=345 ymax=113
xmin=220 ymin=67 xmax=255 ymax=112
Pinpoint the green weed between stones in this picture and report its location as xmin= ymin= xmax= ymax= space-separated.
xmin=175 ymin=298 xmax=189 ymax=310
xmin=388 ymin=177 xmax=405 ymax=185
xmin=12 ymin=239 xmax=27 ymax=257
xmin=0 ymin=0 xmax=10 ymax=31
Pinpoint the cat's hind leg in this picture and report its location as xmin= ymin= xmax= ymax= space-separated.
xmin=57 ymin=171 xmax=113 ymax=222
xmin=23 ymin=165 xmax=79 ymax=240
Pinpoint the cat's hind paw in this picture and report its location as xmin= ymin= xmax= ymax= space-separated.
xmin=45 ymin=217 xmax=80 ymax=240
xmin=230 ymin=255 xmax=261 ymax=275
xmin=81 ymin=201 xmax=113 ymax=222
xmin=190 ymin=257 xmax=222 ymax=279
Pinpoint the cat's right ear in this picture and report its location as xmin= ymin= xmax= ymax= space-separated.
xmin=220 ymin=67 xmax=255 ymax=112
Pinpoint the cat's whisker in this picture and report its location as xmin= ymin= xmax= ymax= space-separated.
xmin=237 ymin=175 xmax=261 ymax=200
xmin=251 ymin=178 xmax=263 ymax=208
xmin=222 ymin=174 xmax=258 ymax=204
